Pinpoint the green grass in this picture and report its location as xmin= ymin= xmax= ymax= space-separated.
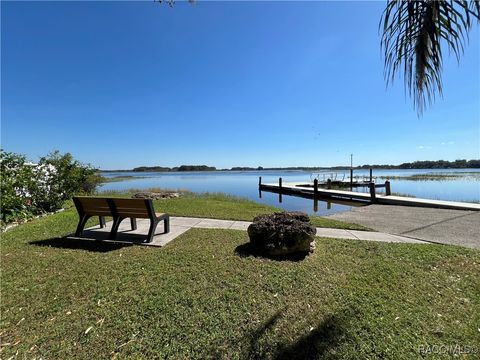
xmin=1 ymin=212 xmax=479 ymax=359
xmin=94 ymin=190 xmax=370 ymax=231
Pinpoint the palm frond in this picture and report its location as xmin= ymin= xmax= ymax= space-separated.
xmin=381 ymin=0 xmax=479 ymax=115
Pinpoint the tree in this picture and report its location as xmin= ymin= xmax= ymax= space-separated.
xmin=381 ymin=0 xmax=480 ymax=115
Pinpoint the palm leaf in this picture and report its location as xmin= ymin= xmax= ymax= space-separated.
xmin=381 ymin=0 xmax=480 ymax=115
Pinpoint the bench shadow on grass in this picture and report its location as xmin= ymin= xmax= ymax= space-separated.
xmin=29 ymin=237 xmax=134 ymax=253
xmin=272 ymin=314 xmax=347 ymax=360
xmin=213 ymin=310 xmax=348 ymax=359
xmin=234 ymin=242 xmax=310 ymax=262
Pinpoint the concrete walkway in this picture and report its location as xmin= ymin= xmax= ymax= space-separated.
xmin=70 ymin=216 xmax=427 ymax=247
xmin=326 ymin=205 xmax=480 ymax=250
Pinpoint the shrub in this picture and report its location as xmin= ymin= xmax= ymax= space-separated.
xmin=1 ymin=150 xmax=103 ymax=223
xmin=0 ymin=151 xmax=35 ymax=223
xmin=31 ymin=151 xmax=101 ymax=212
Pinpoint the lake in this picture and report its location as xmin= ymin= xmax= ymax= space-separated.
xmin=98 ymin=169 xmax=480 ymax=216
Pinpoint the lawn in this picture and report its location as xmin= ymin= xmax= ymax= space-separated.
xmin=1 ymin=202 xmax=479 ymax=359
xmin=95 ymin=191 xmax=370 ymax=231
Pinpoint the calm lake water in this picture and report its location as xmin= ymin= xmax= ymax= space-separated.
xmin=99 ymin=169 xmax=480 ymax=216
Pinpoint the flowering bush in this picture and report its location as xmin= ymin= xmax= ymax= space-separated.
xmin=1 ymin=150 xmax=103 ymax=224
xmin=0 ymin=151 xmax=35 ymax=223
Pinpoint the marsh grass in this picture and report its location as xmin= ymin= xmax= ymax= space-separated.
xmin=100 ymin=175 xmax=140 ymax=183
xmin=377 ymin=172 xmax=480 ymax=181
xmin=389 ymin=192 xmax=417 ymax=198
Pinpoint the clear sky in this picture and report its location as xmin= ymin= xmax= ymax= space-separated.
xmin=2 ymin=1 xmax=479 ymax=169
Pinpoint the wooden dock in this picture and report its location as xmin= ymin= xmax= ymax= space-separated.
xmin=259 ymin=179 xmax=480 ymax=211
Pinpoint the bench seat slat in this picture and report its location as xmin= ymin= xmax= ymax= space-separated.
xmin=114 ymin=211 xmax=150 ymax=218
xmin=74 ymin=197 xmax=111 ymax=216
xmin=83 ymin=209 xmax=111 ymax=216
xmin=109 ymin=198 xmax=150 ymax=217
xmin=110 ymin=199 xmax=149 ymax=209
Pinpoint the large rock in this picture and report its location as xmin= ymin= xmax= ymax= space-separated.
xmin=247 ymin=212 xmax=316 ymax=257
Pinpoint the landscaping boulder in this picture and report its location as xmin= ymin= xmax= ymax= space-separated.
xmin=132 ymin=191 xmax=181 ymax=200
xmin=247 ymin=212 xmax=316 ymax=257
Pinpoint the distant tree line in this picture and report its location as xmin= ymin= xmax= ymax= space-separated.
xmin=229 ymin=166 xmax=328 ymax=171
xmin=133 ymin=166 xmax=171 ymax=172
xmin=230 ymin=160 xmax=480 ymax=170
xmin=231 ymin=167 xmax=264 ymax=171
xmin=132 ymin=165 xmax=216 ymax=172
xmin=103 ymin=159 xmax=480 ymax=172
xmin=357 ymin=159 xmax=480 ymax=169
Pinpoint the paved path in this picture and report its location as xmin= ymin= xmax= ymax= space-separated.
xmin=72 ymin=216 xmax=427 ymax=247
xmin=326 ymin=205 xmax=480 ymax=250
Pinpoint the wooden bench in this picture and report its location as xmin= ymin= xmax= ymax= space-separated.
xmin=108 ymin=198 xmax=170 ymax=242
xmin=73 ymin=197 xmax=111 ymax=237
xmin=73 ymin=197 xmax=170 ymax=243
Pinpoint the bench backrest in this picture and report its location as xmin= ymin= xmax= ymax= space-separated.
xmin=108 ymin=198 xmax=154 ymax=219
xmin=73 ymin=197 xmax=111 ymax=216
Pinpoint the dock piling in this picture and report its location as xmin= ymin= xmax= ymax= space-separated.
xmin=258 ymin=180 xmax=480 ymax=211
xmin=385 ymin=180 xmax=391 ymax=196
xmin=259 ymin=176 xmax=262 ymax=186
xmin=369 ymin=182 xmax=376 ymax=203
xmin=314 ymin=179 xmax=318 ymax=197
xmin=327 ymin=179 xmax=331 ymax=189
xmin=278 ymin=177 xmax=283 ymax=203
xmin=350 ymin=169 xmax=353 ymax=188
xmin=369 ymin=168 xmax=373 ymax=183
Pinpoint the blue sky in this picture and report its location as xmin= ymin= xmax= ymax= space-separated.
xmin=2 ymin=1 xmax=479 ymax=169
